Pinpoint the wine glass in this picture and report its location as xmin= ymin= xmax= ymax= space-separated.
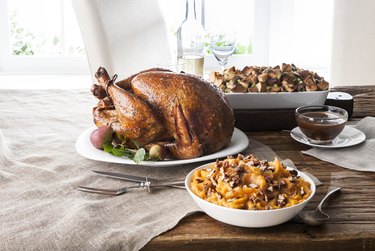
xmin=209 ymin=28 xmax=236 ymax=73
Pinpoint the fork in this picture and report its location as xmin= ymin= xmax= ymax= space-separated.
xmin=78 ymin=179 xmax=185 ymax=195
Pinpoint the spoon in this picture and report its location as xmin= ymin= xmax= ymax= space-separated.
xmin=282 ymin=129 xmax=307 ymax=141
xmin=297 ymin=186 xmax=341 ymax=226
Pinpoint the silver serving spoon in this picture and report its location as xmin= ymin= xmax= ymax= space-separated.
xmin=298 ymin=186 xmax=341 ymax=226
xmin=282 ymin=129 xmax=308 ymax=141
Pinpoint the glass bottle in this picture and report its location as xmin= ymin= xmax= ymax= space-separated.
xmin=177 ymin=0 xmax=205 ymax=77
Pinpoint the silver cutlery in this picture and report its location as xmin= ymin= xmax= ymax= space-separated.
xmin=297 ymin=186 xmax=341 ymax=226
xmin=282 ymin=129 xmax=307 ymax=141
xmin=78 ymin=179 xmax=185 ymax=196
xmin=92 ymin=170 xmax=186 ymax=189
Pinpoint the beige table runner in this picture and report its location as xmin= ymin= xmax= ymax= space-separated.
xmin=0 ymin=89 xmax=317 ymax=251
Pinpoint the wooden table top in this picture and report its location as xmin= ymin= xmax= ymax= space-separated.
xmin=142 ymin=86 xmax=375 ymax=251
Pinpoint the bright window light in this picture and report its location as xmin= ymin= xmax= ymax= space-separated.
xmin=159 ymin=0 xmax=253 ymax=55
xmin=205 ymin=0 xmax=253 ymax=55
xmin=8 ymin=0 xmax=85 ymax=57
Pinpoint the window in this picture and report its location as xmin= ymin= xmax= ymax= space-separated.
xmin=0 ymin=0 xmax=88 ymax=73
xmin=159 ymin=0 xmax=259 ymax=71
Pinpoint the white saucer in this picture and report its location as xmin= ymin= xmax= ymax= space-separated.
xmin=76 ymin=127 xmax=249 ymax=167
xmin=290 ymin=126 xmax=366 ymax=148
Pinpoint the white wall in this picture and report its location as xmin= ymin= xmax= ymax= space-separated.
xmin=268 ymin=0 xmax=334 ymax=79
xmin=330 ymin=0 xmax=375 ymax=86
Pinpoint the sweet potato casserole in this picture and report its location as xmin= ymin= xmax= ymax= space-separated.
xmin=190 ymin=154 xmax=312 ymax=210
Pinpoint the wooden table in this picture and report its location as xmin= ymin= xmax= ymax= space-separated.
xmin=142 ymin=86 xmax=375 ymax=251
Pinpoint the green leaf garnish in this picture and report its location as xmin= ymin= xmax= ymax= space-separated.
xmin=133 ymin=148 xmax=146 ymax=164
xmin=111 ymin=147 xmax=128 ymax=157
xmin=103 ymin=143 xmax=113 ymax=153
xmin=103 ymin=143 xmax=147 ymax=164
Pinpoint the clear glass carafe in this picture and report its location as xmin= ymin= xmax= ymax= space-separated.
xmin=176 ymin=0 xmax=205 ymax=77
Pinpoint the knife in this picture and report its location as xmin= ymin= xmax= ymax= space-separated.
xmin=92 ymin=170 xmax=186 ymax=189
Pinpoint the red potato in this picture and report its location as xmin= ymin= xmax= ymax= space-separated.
xmin=90 ymin=125 xmax=113 ymax=149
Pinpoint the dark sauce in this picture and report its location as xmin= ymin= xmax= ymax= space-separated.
xmin=296 ymin=111 xmax=346 ymax=142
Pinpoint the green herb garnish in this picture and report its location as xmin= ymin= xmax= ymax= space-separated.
xmin=103 ymin=143 xmax=147 ymax=163
xmin=133 ymin=148 xmax=146 ymax=164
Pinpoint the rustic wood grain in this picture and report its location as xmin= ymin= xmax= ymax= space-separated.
xmin=142 ymin=86 xmax=375 ymax=251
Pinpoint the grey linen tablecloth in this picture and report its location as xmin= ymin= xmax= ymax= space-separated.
xmin=303 ymin=117 xmax=375 ymax=172
xmin=0 ymin=89 xmax=317 ymax=250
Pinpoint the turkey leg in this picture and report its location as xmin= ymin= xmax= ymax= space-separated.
xmin=95 ymin=67 xmax=165 ymax=146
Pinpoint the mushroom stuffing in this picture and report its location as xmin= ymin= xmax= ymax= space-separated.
xmin=209 ymin=63 xmax=329 ymax=93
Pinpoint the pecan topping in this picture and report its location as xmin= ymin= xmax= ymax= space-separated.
xmin=289 ymin=169 xmax=298 ymax=177
xmin=195 ymin=178 xmax=204 ymax=183
xmin=249 ymin=183 xmax=258 ymax=189
xmin=264 ymin=194 xmax=269 ymax=202
xmin=265 ymin=175 xmax=273 ymax=183
xmin=250 ymin=196 xmax=260 ymax=204
xmin=288 ymin=176 xmax=297 ymax=183
xmin=265 ymin=191 xmax=275 ymax=201
xmin=216 ymin=193 xmax=222 ymax=200
xmin=223 ymin=161 xmax=229 ymax=168
xmin=277 ymin=194 xmax=287 ymax=206
xmin=207 ymin=168 xmax=215 ymax=177
xmin=229 ymin=180 xmax=235 ymax=188
xmin=210 ymin=177 xmax=218 ymax=187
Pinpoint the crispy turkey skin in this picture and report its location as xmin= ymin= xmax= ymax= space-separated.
xmin=92 ymin=67 xmax=234 ymax=160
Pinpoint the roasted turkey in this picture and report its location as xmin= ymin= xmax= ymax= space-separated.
xmin=91 ymin=67 xmax=234 ymax=160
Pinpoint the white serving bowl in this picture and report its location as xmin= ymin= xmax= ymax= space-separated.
xmin=185 ymin=163 xmax=316 ymax=228
xmin=225 ymin=90 xmax=329 ymax=110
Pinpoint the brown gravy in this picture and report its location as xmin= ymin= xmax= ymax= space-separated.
xmin=297 ymin=111 xmax=346 ymax=142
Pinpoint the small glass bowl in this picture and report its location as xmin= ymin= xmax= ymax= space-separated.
xmin=295 ymin=105 xmax=348 ymax=144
